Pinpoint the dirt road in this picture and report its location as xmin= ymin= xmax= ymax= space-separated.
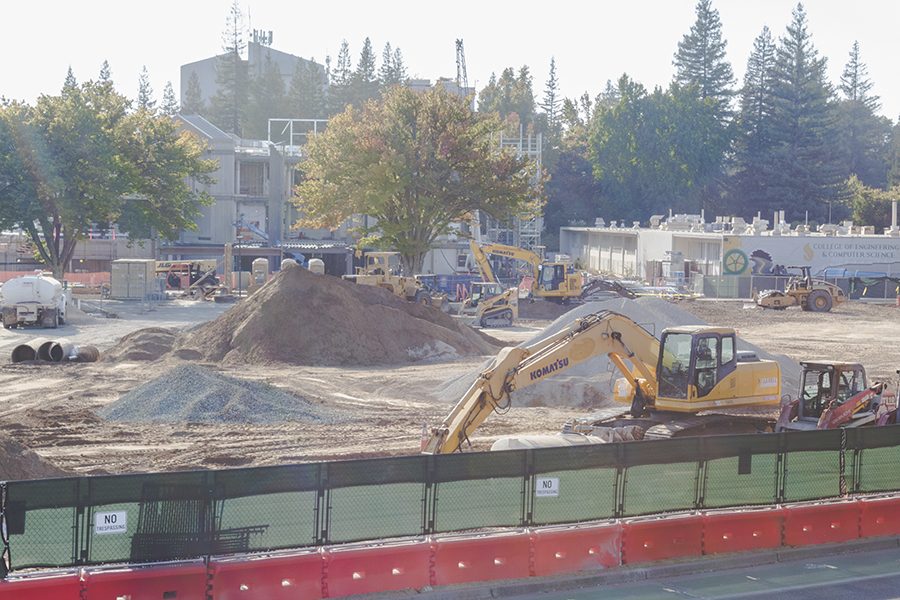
xmin=0 ymin=297 xmax=897 ymax=477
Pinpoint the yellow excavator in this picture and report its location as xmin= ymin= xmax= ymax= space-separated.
xmin=423 ymin=310 xmax=782 ymax=454
xmin=469 ymin=240 xmax=583 ymax=302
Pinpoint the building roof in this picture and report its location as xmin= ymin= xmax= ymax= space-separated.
xmin=176 ymin=115 xmax=233 ymax=143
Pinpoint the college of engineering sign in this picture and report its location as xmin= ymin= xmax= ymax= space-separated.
xmin=722 ymin=236 xmax=900 ymax=276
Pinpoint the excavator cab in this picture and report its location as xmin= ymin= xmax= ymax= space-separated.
xmin=656 ymin=328 xmax=738 ymax=402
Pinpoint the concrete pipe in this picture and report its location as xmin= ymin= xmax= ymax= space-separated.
xmin=37 ymin=339 xmax=57 ymax=361
xmin=72 ymin=345 xmax=100 ymax=363
xmin=11 ymin=337 xmax=51 ymax=363
xmin=47 ymin=340 xmax=75 ymax=362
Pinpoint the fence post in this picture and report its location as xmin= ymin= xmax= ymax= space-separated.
xmin=614 ymin=443 xmax=626 ymax=519
xmin=695 ymin=439 xmax=709 ymax=511
xmin=422 ymin=456 xmax=436 ymax=536
xmin=0 ymin=482 xmax=8 ymax=579
xmin=775 ymin=434 xmax=786 ymax=504
xmin=522 ymin=450 xmax=535 ymax=527
xmin=75 ymin=477 xmax=88 ymax=566
xmin=314 ymin=463 xmax=330 ymax=546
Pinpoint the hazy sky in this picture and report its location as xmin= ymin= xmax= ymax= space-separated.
xmin=3 ymin=1 xmax=898 ymax=120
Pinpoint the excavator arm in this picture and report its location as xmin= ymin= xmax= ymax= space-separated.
xmin=469 ymin=240 xmax=544 ymax=284
xmin=423 ymin=310 xmax=662 ymax=454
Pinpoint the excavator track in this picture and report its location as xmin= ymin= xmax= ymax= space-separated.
xmin=480 ymin=309 xmax=514 ymax=328
xmin=642 ymin=414 xmax=774 ymax=440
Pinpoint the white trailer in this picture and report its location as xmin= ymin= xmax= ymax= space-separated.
xmin=0 ymin=273 xmax=68 ymax=329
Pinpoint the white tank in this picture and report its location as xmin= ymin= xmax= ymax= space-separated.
xmin=0 ymin=274 xmax=64 ymax=306
xmin=307 ymin=258 xmax=325 ymax=275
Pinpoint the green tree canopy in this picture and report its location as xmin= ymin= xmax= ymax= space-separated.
xmin=294 ymin=86 xmax=543 ymax=273
xmin=0 ymin=75 xmax=216 ymax=278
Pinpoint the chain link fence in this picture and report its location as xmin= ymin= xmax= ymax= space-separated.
xmin=3 ymin=425 xmax=900 ymax=575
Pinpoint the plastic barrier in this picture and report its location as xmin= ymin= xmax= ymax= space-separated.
xmin=210 ymin=551 xmax=323 ymax=600
xmin=702 ymin=508 xmax=785 ymax=555
xmin=432 ymin=532 xmax=532 ymax=586
xmin=0 ymin=572 xmax=82 ymax=600
xmin=858 ymin=496 xmax=900 ymax=539
xmin=83 ymin=562 xmax=208 ymax=600
xmin=783 ymin=501 xmax=860 ymax=547
xmin=622 ymin=514 xmax=703 ymax=564
xmin=324 ymin=540 xmax=432 ymax=598
xmin=532 ymin=523 xmax=622 ymax=577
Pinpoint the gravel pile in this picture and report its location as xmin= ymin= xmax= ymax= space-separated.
xmin=99 ymin=364 xmax=340 ymax=424
xmin=174 ymin=266 xmax=498 ymax=366
xmin=435 ymin=297 xmax=801 ymax=408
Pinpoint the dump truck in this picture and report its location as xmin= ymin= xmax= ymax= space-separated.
xmin=0 ymin=273 xmax=68 ymax=329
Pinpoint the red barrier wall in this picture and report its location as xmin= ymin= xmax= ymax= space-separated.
xmin=859 ymin=496 xmax=900 ymax=539
xmin=210 ymin=551 xmax=323 ymax=600
xmin=532 ymin=523 xmax=621 ymax=577
xmin=783 ymin=501 xmax=860 ymax=547
xmin=0 ymin=573 xmax=82 ymax=600
xmin=432 ymin=532 xmax=532 ymax=586
xmin=623 ymin=514 xmax=704 ymax=564
xmin=83 ymin=563 xmax=208 ymax=600
xmin=324 ymin=540 xmax=432 ymax=598
xmin=702 ymin=508 xmax=785 ymax=555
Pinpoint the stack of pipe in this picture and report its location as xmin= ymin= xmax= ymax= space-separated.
xmin=10 ymin=339 xmax=99 ymax=364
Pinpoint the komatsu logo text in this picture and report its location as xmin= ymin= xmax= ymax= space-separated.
xmin=530 ymin=358 xmax=570 ymax=380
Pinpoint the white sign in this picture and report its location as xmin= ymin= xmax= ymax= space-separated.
xmin=536 ymin=477 xmax=560 ymax=498
xmin=94 ymin=511 xmax=128 ymax=535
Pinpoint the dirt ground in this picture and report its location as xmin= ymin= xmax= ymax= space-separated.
xmin=1 ymin=296 xmax=898 ymax=477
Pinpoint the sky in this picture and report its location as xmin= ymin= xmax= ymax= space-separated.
xmin=2 ymin=0 xmax=898 ymax=120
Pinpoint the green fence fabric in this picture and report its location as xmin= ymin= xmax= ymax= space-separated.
xmin=5 ymin=425 xmax=900 ymax=574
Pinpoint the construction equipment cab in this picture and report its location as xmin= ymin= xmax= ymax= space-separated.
xmin=462 ymin=282 xmax=518 ymax=328
xmin=468 ymin=239 xmax=582 ymax=302
xmin=776 ymin=361 xmax=898 ymax=432
xmin=423 ymin=310 xmax=781 ymax=454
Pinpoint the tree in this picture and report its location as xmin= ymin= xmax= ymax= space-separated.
xmin=732 ymin=26 xmax=779 ymax=214
xmin=137 ymin=65 xmax=156 ymax=111
xmin=379 ymin=42 xmax=406 ymax=88
xmin=836 ymin=42 xmax=891 ymax=189
xmin=208 ymin=0 xmax=249 ymax=134
xmin=295 ymin=86 xmax=542 ymax=273
xmin=673 ymin=0 xmax=735 ymax=123
xmin=288 ymin=61 xmax=327 ymax=119
xmin=845 ymin=175 xmax=899 ymax=226
xmin=0 ymin=78 xmax=216 ymax=278
xmin=246 ymin=53 xmax=286 ymax=138
xmin=539 ymin=57 xmax=562 ymax=135
xmin=63 ymin=67 xmax=77 ymax=93
xmin=351 ymin=37 xmax=379 ymax=106
xmin=182 ymin=71 xmax=205 ymax=115
xmin=161 ymin=81 xmax=179 ymax=116
xmin=767 ymin=3 xmax=846 ymax=222
xmin=328 ymin=40 xmax=353 ymax=115
xmin=392 ymin=47 xmax=408 ymax=85
xmin=478 ymin=66 xmax=535 ymax=129
xmin=99 ymin=60 xmax=112 ymax=83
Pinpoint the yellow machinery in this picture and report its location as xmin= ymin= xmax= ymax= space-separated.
xmin=462 ymin=282 xmax=519 ymax=328
xmin=755 ymin=266 xmax=846 ymax=312
xmin=423 ymin=310 xmax=781 ymax=454
xmin=343 ymin=251 xmax=446 ymax=307
xmin=469 ymin=240 xmax=583 ymax=302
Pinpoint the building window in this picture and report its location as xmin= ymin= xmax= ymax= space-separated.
xmin=238 ymin=162 xmax=267 ymax=196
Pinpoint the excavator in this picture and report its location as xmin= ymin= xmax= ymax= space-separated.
xmin=423 ymin=310 xmax=782 ymax=454
xmin=468 ymin=240 xmax=583 ymax=302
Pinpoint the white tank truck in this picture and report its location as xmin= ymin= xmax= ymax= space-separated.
xmin=0 ymin=273 xmax=68 ymax=329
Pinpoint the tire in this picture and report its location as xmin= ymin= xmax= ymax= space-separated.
xmin=806 ymin=290 xmax=833 ymax=312
xmin=414 ymin=290 xmax=431 ymax=306
xmin=58 ymin=315 xmax=65 ymax=326
xmin=41 ymin=308 xmax=59 ymax=328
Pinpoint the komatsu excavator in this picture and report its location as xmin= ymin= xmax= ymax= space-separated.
xmin=423 ymin=310 xmax=782 ymax=454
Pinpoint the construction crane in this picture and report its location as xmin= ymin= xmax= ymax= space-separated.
xmin=455 ymin=39 xmax=468 ymax=97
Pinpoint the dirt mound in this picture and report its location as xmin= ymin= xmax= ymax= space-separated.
xmin=102 ymin=327 xmax=177 ymax=362
xmin=0 ymin=433 xmax=68 ymax=480
xmin=174 ymin=267 xmax=498 ymax=366
xmin=99 ymin=364 xmax=340 ymax=424
xmin=436 ymin=297 xmax=801 ymax=408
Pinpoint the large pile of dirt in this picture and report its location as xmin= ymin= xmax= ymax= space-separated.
xmin=99 ymin=364 xmax=340 ymax=424
xmin=174 ymin=267 xmax=498 ymax=366
xmin=0 ymin=433 xmax=68 ymax=480
xmin=436 ymin=297 xmax=801 ymax=408
xmin=101 ymin=328 xmax=178 ymax=362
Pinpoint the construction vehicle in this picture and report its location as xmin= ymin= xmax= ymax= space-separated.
xmin=343 ymin=252 xmax=448 ymax=308
xmin=0 ymin=273 xmax=68 ymax=329
xmin=155 ymin=260 xmax=221 ymax=298
xmin=755 ymin=266 xmax=846 ymax=312
xmin=776 ymin=362 xmax=898 ymax=432
xmin=462 ymin=282 xmax=519 ymax=328
xmin=469 ymin=240 xmax=583 ymax=302
xmin=423 ymin=310 xmax=782 ymax=454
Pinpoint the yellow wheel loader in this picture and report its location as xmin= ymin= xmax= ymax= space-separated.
xmin=755 ymin=266 xmax=845 ymax=312
xmin=342 ymin=252 xmax=448 ymax=309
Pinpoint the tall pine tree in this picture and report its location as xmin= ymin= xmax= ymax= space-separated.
xmin=768 ymin=3 xmax=846 ymax=222
xmin=673 ymin=0 xmax=735 ymax=123
xmin=182 ymin=71 xmax=205 ymax=115
xmin=161 ymin=81 xmax=179 ymax=116
xmin=137 ymin=66 xmax=155 ymax=111
xmin=328 ymin=40 xmax=353 ymax=115
xmin=288 ymin=60 xmax=327 ymax=118
xmin=209 ymin=0 xmax=249 ymax=135
xmin=351 ymin=37 xmax=378 ymax=106
xmin=246 ymin=53 xmax=286 ymax=138
xmin=539 ymin=57 xmax=562 ymax=135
